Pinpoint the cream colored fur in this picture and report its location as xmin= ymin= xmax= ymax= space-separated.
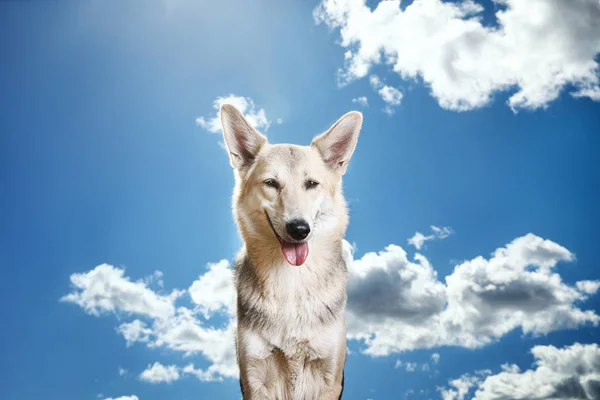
xmin=220 ymin=104 xmax=362 ymax=400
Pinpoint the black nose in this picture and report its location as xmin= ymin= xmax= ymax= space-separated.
xmin=285 ymin=219 xmax=311 ymax=241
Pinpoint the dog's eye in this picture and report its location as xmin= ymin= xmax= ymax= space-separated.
xmin=264 ymin=179 xmax=279 ymax=189
xmin=305 ymin=180 xmax=319 ymax=190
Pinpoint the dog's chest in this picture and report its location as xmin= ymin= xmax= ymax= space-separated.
xmin=269 ymin=279 xmax=337 ymax=355
xmin=242 ymin=264 xmax=345 ymax=358
xmin=266 ymin=321 xmax=343 ymax=363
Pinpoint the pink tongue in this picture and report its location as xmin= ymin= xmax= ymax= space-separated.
xmin=281 ymin=241 xmax=309 ymax=266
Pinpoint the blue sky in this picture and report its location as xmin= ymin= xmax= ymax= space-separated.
xmin=1 ymin=1 xmax=600 ymax=400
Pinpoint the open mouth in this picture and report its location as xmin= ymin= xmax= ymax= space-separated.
xmin=264 ymin=211 xmax=309 ymax=267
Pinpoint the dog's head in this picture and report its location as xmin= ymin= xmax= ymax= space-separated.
xmin=220 ymin=104 xmax=362 ymax=267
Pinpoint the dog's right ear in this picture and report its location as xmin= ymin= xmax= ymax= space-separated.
xmin=220 ymin=104 xmax=268 ymax=170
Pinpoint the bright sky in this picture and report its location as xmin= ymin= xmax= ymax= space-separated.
xmin=1 ymin=1 xmax=599 ymax=400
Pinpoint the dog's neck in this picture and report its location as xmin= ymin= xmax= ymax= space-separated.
xmin=237 ymin=236 xmax=348 ymax=308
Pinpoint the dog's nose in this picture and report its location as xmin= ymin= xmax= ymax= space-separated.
xmin=286 ymin=219 xmax=311 ymax=241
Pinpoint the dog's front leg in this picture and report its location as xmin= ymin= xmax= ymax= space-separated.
xmin=243 ymin=356 xmax=291 ymax=400
xmin=237 ymin=329 xmax=292 ymax=400
xmin=318 ymin=361 xmax=344 ymax=400
xmin=321 ymin=328 xmax=347 ymax=400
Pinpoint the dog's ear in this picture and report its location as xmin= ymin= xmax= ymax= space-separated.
xmin=311 ymin=111 xmax=362 ymax=175
xmin=220 ymin=104 xmax=268 ymax=170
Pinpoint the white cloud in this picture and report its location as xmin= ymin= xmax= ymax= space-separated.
xmin=408 ymin=225 xmax=453 ymax=250
xmin=118 ymin=367 xmax=127 ymax=376
xmin=395 ymin=359 xmax=433 ymax=373
xmin=314 ymin=0 xmax=600 ymax=112
xmin=188 ymin=259 xmax=236 ymax=318
xmin=276 ymin=118 xmax=283 ymax=124
xmin=62 ymin=262 xmax=239 ymax=382
xmin=431 ymin=226 xmax=453 ymax=239
xmin=196 ymin=94 xmax=271 ymax=133
xmin=104 ymin=396 xmax=138 ymax=400
xmin=139 ymin=362 xmax=180 ymax=384
xmin=142 ymin=270 xmax=164 ymax=288
xmin=440 ymin=373 xmax=486 ymax=400
xmin=439 ymin=342 xmax=600 ymax=400
xmin=369 ymin=74 xmax=403 ymax=114
xmin=431 ymin=353 xmax=440 ymax=364
xmin=405 ymin=362 xmax=417 ymax=372
xmin=406 ymin=232 xmax=430 ymax=251
xmin=60 ymin=264 xmax=181 ymax=320
xmin=345 ymin=233 xmax=599 ymax=356
xmin=352 ymin=96 xmax=369 ymax=107
xmin=369 ymin=75 xmax=381 ymax=88
xmin=577 ymin=280 xmax=600 ymax=295
xmin=378 ymin=86 xmax=403 ymax=114
xmin=118 ymin=320 xmax=152 ymax=347
xmin=572 ymin=87 xmax=600 ymax=101
xmin=149 ymin=307 xmax=239 ymax=379
xmin=181 ymin=362 xmax=233 ymax=382
xmin=500 ymin=363 xmax=520 ymax=374
xmin=347 ymin=244 xmax=447 ymax=324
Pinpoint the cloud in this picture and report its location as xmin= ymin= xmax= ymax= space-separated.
xmin=394 ymin=359 xmax=418 ymax=372
xmin=62 ymin=262 xmax=239 ymax=382
xmin=188 ymin=259 xmax=236 ymax=319
xmin=60 ymin=264 xmax=181 ymax=320
xmin=439 ymin=342 xmax=600 ymax=400
xmin=196 ymin=94 xmax=271 ymax=133
xmin=370 ymin=75 xmax=403 ymax=114
xmin=118 ymin=367 xmax=127 ymax=376
xmin=345 ymin=233 xmax=599 ymax=356
xmin=139 ymin=362 xmax=180 ymax=384
xmin=314 ymin=0 xmax=600 ymax=112
xmin=118 ymin=320 xmax=152 ymax=346
xmin=431 ymin=226 xmax=453 ymax=239
xmin=395 ymin=359 xmax=435 ymax=373
xmin=347 ymin=244 xmax=447 ymax=323
xmin=104 ymin=396 xmax=138 ymax=400
xmin=577 ymin=280 xmax=600 ymax=295
xmin=431 ymin=353 xmax=440 ymax=364
xmin=440 ymin=373 xmax=486 ymax=400
xmin=378 ymin=86 xmax=403 ymax=114
xmin=404 ymin=362 xmax=417 ymax=372
xmin=181 ymin=363 xmax=233 ymax=382
xmin=142 ymin=270 xmax=164 ymax=288
xmin=407 ymin=225 xmax=453 ymax=250
xmin=149 ymin=307 xmax=239 ymax=380
xmin=352 ymin=96 xmax=369 ymax=107
xmin=407 ymin=232 xmax=430 ymax=250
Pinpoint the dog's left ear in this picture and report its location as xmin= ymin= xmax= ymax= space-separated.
xmin=220 ymin=104 xmax=268 ymax=170
xmin=311 ymin=111 xmax=362 ymax=175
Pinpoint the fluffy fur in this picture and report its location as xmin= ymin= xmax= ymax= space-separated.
xmin=220 ymin=104 xmax=362 ymax=400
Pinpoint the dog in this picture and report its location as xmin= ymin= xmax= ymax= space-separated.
xmin=220 ymin=104 xmax=362 ymax=400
